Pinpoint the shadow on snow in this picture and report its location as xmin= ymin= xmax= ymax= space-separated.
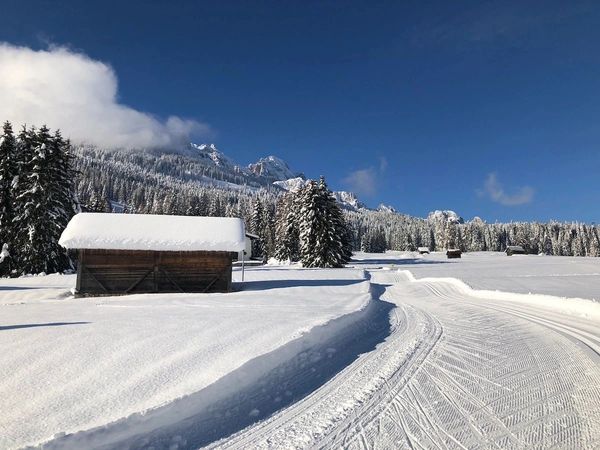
xmin=350 ymin=257 xmax=449 ymax=266
xmin=0 ymin=322 xmax=90 ymax=331
xmin=238 ymin=278 xmax=365 ymax=291
xmin=0 ymin=286 xmax=38 ymax=291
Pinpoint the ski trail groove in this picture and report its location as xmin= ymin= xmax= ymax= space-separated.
xmin=214 ymin=270 xmax=600 ymax=449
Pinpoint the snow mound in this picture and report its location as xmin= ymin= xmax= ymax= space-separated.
xmin=397 ymin=269 xmax=600 ymax=321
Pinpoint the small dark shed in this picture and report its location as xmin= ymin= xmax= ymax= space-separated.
xmin=506 ymin=245 xmax=526 ymax=256
xmin=59 ymin=213 xmax=246 ymax=296
xmin=446 ymin=249 xmax=462 ymax=259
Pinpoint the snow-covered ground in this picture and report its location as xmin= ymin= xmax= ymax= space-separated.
xmin=219 ymin=255 xmax=600 ymax=449
xmin=2 ymin=252 xmax=600 ymax=449
xmin=351 ymin=251 xmax=600 ymax=301
xmin=0 ymin=267 xmax=370 ymax=449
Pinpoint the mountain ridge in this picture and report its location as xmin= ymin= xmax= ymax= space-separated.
xmin=77 ymin=143 xmax=371 ymax=212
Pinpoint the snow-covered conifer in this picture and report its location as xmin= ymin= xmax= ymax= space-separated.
xmin=0 ymin=121 xmax=17 ymax=253
xmin=297 ymin=177 xmax=351 ymax=268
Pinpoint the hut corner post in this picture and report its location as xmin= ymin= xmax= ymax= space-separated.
xmin=75 ymin=249 xmax=83 ymax=295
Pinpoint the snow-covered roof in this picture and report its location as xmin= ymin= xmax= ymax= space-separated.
xmin=417 ymin=247 xmax=430 ymax=252
xmin=59 ymin=213 xmax=246 ymax=252
xmin=506 ymin=245 xmax=526 ymax=251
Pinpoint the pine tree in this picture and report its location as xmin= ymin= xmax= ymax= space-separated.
xmin=87 ymin=190 xmax=110 ymax=212
xmin=249 ymin=199 xmax=265 ymax=259
xmin=208 ymin=194 xmax=223 ymax=217
xmin=274 ymin=192 xmax=300 ymax=261
xmin=261 ymin=203 xmax=276 ymax=260
xmin=12 ymin=126 xmax=78 ymax=274
xmin=361 ymin=227 xmax=387 ymax=253
xmin=46 ymin=130 xmax=79 ymax=270
xmin=0 ymin=122 xmax=17 ymax=253
xmin=445 ymin=220 xmax=458 ymax=249
xmin=13 ymin=126 xmax=51 ymax=273
xmin=298 ymin=177 xmax=351 ymax=268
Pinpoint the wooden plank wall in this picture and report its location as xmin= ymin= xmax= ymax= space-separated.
xmin=77 ymin=249 xmax=234 ymax=295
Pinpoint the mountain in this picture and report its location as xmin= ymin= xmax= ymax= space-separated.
xmin=248 ymin=156 xmax=302 ymax=183
xmin=427 ymin=210 xmax=464 ymax=224
xmin=273 ymin=177 xmax=308 ymax=192
xmin=332 ymin=191 xmax=365 ymax=211
xmin=273 ymin=178 xmax=366 ymax=211
xmin=74 ymin=142 xmax=372 ymax=213
xmin=188 ymin=143 xmax=247 ymax=175
xmin=76 ymin=143 xmax=305 ymax=190
xmin=377 ymin=204 xmax=397 ymax=213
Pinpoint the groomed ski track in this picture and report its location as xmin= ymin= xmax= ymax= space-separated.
xmin=214 ymin=270 xmax=600 ymax=449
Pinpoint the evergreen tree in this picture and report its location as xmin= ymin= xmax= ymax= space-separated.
xmin=249 ymin=199 xmax=266 ymax=259
xmin=13 ymin=126 xmax=51 ymax=273
xmin=274 ymin=192 xmax=300 ymax=261
xmin=261 ymin=203 xmax=276 ymax=260
xmin=0 ymin=122 xmax=17 ymax=255
xmin=46 ymin=130 xmax=80 ymax=270
xmin=87 ymin=190 xmax=111 ymax=212
xmin=361 ymin=227 xmax=387 ymax=253
xmin=12 ymin=126 xmax=78 ymax=274
xmin=298 ymin=177 xmax=351 ymax=268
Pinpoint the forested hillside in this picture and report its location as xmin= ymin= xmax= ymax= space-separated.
xmin=72 ymin=145 xmax=600 ymax=259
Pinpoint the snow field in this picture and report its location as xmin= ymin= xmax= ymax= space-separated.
xmin=351 ymin=251 xmax=600 ymax=301
xmin=2 ymin=253 xmax=599 ymax=449
xmin=218 ymin=256 xmax=600 ymax=449
xmin=0 ymin=266 xmax=370 ymax=449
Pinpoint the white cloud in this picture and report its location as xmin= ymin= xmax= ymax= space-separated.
xmin=479 ymin=172 xmax=534 ymax=206
xmin=342 ymin=167 xmax=377 ymax=197
xmin=0 ymin=43 xmax=211 ymax=148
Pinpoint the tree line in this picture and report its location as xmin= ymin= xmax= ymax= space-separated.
xmin=0 ymin=121 xmax=79 ymax=276
xmin=350 ymin=210 xmax=600 ymax=256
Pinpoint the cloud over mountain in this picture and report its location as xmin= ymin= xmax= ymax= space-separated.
xmin=0 ymin=43 xmax=210 ymax=148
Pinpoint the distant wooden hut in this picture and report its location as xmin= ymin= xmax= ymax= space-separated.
xmin=446 ymin=249 xmax=462 ymax=259
xmin=417 ymin=247 xmax=430 ymax=255
xmin=506 ymin=245 xmax=526 ymax=256
xmin=59 ymin=213 xmax=246 ymax=296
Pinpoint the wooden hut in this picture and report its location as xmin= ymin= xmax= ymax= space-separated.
xmin=417 ymin=247 xmax=430 ymax=255
xmin=238 ymin=232 xmax=260 ymax=261
xmin=59 ymin=213 xmax=246 ymax=296
xmin=506 ymin=245 xmax=526 ymax=256
xmin=446 ymin=249 xmax=462 ymax=259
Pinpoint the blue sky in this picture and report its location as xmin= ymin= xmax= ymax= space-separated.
xmin=2 ymin=0 xmax=599 ymax=222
